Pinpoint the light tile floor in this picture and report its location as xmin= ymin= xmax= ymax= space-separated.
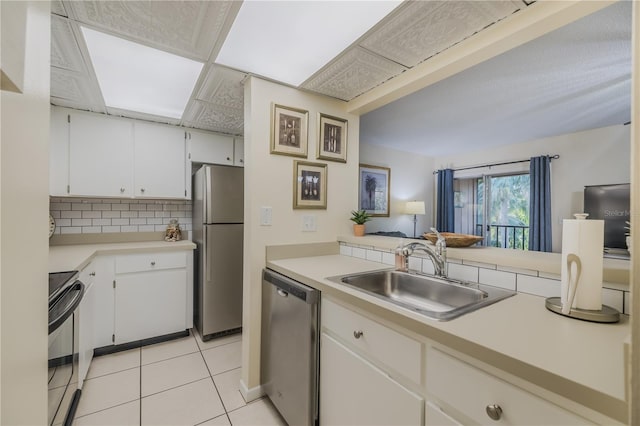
xmin=71 ymin=331 xmax=286 ymax=426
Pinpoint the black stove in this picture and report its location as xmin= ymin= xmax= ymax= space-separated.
xmin=49 ymin=271 xmax=79 ymax=303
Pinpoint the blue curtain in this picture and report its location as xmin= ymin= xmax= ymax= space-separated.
xmin=529 ymin=156 xmax=552 ymax=252
xmin=436 ymin=169 xmax=455 ymax=232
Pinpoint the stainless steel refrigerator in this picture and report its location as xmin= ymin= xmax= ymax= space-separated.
xmin=193 ymin=164 xmax=244 ymax=340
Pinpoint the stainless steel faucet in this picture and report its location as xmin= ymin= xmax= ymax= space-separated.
xmin=395 ymin=227 xmax=447 ymax=278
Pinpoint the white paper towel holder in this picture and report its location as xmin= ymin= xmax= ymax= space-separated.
xmin=544 ymin=297 xmax=620 ymax=323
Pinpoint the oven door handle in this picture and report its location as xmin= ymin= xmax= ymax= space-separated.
xmin=48 ymin=281 xmax=85 ymax=335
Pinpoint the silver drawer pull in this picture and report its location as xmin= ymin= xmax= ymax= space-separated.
xmin=151 ymin=261 xmax=156 ymax=266
xmin=89 ymin=272 xmax=96 ymax=277
xmin=486 ymin=404 xmax=502 ymax=421
xmin=277 ymin=289 xmax=288 ymax=297
xmin=353 ymin=330 xmax=363 ymax=339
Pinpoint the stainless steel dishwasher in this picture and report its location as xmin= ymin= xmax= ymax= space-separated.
xmin=261 ymin=269 xmax=320 ymax=426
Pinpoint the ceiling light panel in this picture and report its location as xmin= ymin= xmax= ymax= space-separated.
xmin=81 ymin=27 xmax=204 ymax=119
xmin=216 ymin=1 xmax=402 ymax=86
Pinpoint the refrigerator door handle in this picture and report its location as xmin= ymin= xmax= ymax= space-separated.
xmin=205 ymin=226 xmax=211 ymax=283
xmin=204 ymin=166 xmax=212 ymax=224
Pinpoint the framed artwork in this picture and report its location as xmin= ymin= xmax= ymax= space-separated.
xmin=359 ymin=164 xmax=390 ymax=217
xmin=293 ymin=161 xmax=327 ymax=209
xmin=317 ymin=113 xmax=347 ymax=163
xmin=271 ymin=104 xmax=309 ymax=157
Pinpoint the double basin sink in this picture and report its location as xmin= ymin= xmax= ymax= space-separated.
xmin=328 ymin=269 xmax=515 ymax=321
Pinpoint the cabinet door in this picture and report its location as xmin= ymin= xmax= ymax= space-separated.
xmin=93 ymin=256 xmax=115 ymax=348
xmin=50 ymin=107 xmax=69 ymax=196
xmin=187 ymin=130 xmax=234 ymax=165
xmin=134 ymin=121 xmax=186 ymax=198
xmin=320 ymin=333 xmax=423 ymax=426
xmin=114 ymin=269 xmax=187 ymax=345
xmin=69 ymin=111 xmax=134 ymax=197
xmin=233 ymin=137 xmax=244 ymax=167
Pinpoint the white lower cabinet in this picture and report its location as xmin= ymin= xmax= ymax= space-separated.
xmin=320 ymin=333 xmax=424 ymax=426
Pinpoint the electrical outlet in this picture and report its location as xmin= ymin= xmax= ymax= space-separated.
xmin=302 ymin=215 xmax=317 ymax=232
xmin=260 ymin=207 xmax=272 ymax=226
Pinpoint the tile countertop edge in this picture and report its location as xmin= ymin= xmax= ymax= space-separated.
xmin=49 ymin=240 xmax=196 ymax=272
xmin=338 ymin=235 xmax=630 ymax=286
xmin=266 ymin=254 xmax=629 ymax=424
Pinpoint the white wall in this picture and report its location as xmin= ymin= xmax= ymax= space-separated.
xmin=434 ymin=124 xmax=630 ymax=252
xmin=241 ymin=77 xmax=359 ymax=395
xmin=0 ymin=1 xmax=50 ymax=424
xmin=359 ymin=143 xmax=434 ymax=237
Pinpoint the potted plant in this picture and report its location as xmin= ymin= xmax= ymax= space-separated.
xmin=350 ymin=210 xmax=371 ymax=237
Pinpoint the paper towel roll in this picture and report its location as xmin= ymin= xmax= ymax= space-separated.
xmin=560 ymin=215 xmax=604 ymax=311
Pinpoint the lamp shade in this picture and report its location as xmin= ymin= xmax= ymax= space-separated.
xmin=405 ymin=201 xmax=425 ymax=215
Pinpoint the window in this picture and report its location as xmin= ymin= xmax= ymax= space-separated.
xmin=455 ymin=173 xmax=530 ymax=249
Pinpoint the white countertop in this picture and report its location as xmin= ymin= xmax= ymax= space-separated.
xmin=267 ymin=254 xmax=629 ymax=422
xmin=49 ymin=240 xmax=196 ymax=272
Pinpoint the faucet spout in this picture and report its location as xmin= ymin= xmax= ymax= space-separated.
xmin=395 ymin=235 xmax=448 ymax=278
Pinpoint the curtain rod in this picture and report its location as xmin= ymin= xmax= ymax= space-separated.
xmin=433 ymin=154 xmax=559 ymax=175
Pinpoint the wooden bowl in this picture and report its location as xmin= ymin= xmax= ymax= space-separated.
xmin=423 ymin=232 xmax=483 ymax=248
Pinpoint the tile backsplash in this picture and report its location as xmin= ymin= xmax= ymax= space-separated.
xmin=49 ymin=197 xmax=192 ymax=235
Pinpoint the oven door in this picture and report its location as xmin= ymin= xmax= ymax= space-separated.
xmin=48 ymin=282 xmax=84 ymax=426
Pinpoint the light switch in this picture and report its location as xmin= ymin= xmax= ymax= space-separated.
xmin=302 ymin=215 xmax=317 ymax=232
xmin=260 ymin=207 xmax=272 ymax=226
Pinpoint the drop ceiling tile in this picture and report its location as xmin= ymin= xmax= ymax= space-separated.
xmin=50 ymin=67 xmax=103 ymax=106
xmin=302 ymin=47 xmax=407 ymax=101
xmin=51 ymin=0 xmax=67 ymax=17
xmin=105 ymin=107 xmax=181 ymax=127
xmin=68 ymin=1 xmax=239 ymax=61
xmin=195 ymin=66 xmax=246 ymax=111
xmin=183 ymin=100 xmax=243 ymax=135
xmin=51 ymin=15 xmax=86 ymax=72
xmin=360 ymin=0 xmax=522 ymax=68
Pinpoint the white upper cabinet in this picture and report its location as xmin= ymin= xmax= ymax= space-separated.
xmin=134 ymin=121 xmax=186 ymax=199
xmin=187 ymin=129 xmax=234 ymax=165
xmin=69 ymin=110 xmax=134 ymax=197
xmin=234 ymin=137 xmax=244 ymax=167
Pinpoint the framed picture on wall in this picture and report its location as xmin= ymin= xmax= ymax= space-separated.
xmin=271 ymin=104 xmax=309 ymax=158
xmin=359 ymin=164 xmax=390 ymax=217
xmin=293 ymin=161 xmax=327 ymax=209
xmin=317 ymin=113 xmax=347 ymax=163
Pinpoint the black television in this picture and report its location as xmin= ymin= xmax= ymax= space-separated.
xmin=583 ymin=183 xmax=630 ymax=253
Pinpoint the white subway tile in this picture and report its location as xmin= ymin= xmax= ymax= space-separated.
xmin=366 ymin=250 xmax=383 ymax=263
xmin=181 ymin=217 xmax=192 ymax=224
xmin=139 ymin=225 xmax=155 ymax=232
xmin=61 ymin=227 xmax=82 ymax=234
xmin=102 ymin=211 xmax=121 ymax=219
xmin=155 ymin=211 xmax=169 ymax=218
xmin=112 ymin=218 xmax=130 ymax=226
xmin=130 ymin=204 xmax=147 ymax=211
xmin=422 ymin=259 xmax=436 ymax=275
xmin=56 ymin=219 xmax=71 ymax=227
xmin=111 ymin=204 xmax=130 ymax=211
xmin=448 ymin=263 xmax=479 ymax=283
xmin=102 ymin=226 xmax=121 ymax=233
xmin=479 ymin=268 xmax=516 ymax=291
xmin=351 ymin=247 xmax=366 ymax=259
xmin=92 ymin=219 xmax=111 ymax=226
xmin=516 ymin=275 xmax=560 ymax=298
xmin=183 ymin=224 xmax=192 ymax=231
xmin=147 ymin=204 xmax=162 ymax=211
xmin=51 ymin=202 xmax=71 ymax=211
xmin=463 ymin=260 xmax=496 ymax=269
xmin=71 ymin=203 xmax=92 ymax=211
xmin=121 ymin=225 xmax=139 ymax=233
xmin=82 ymin=226 xmax=102 ymax=233
xmin=121 ymin=211 xmax=138 ymax=218
xmin=339 ymin=245 xmax=352 ymax=256
xmin=624 ymin=292 xmax=631 ymax=315
xmin=51 ymin=211 xmax=61 ymax=219
xmin=61 ymin=211 xmax=82 ymax=219
xmin=82 ymin=211 xmax=102 ymax=219
xmin=408 ymin=256 xmax=422 ymax=272
xmin=92 ymin=204 xmax=111 ymax=211
xmin=164 ymin=204 xmax=178 ymax=211
xmin=601 ymin=288 xmax=624 ymax=313
xmin=130 ymin=218 xmax=147 ymax=225
xmin=498 ymin=265 xmax=538 ymax=277
xmin=72 ymin=218 xmax=92 ymax=226
xmin=139 ymin=211 xmax=155 ymax=218
xmin=154 ymin=224 xmax=167 ymax=232
xmin=147 ymin=218 xmax=163 ymax=225
xmin=382 ymin=252 xmax=395 ymax=266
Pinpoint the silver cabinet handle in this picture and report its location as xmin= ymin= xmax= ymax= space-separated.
xmin=277 ymin=289 xmax=288 ymax=297
xmin=141 ymin=188 xmax=145 ymax=193
xmin=89 ymin=272 xmax=96 ymax=277
xmin=120 ymin=187 xmax=125 ymax=193
xmin=226 ymin=157 xmax=231 ymax=161
xmin=486 ymin=404 xmax=503 ymax=421
xmin=151 ymin=261 xmax=156 ymax=266
xmin=353 ymin=330 xmax=363 ymax=339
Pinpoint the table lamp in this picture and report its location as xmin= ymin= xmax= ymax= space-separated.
xmin=405 ymin=201 xmax=425 ymax=238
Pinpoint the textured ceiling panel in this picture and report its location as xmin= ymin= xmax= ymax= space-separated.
xmin=67 ymin=0 xmax=236 ymax=61
xmin=360 ymin=0 xmax=522 ymax=68
xmin=51 ymin=0 xmax=67 ymax=17
xmin=302 ymin=47 xmax=407 ymax=101
xmin=51 ymin=16 xmax=86 ymax=72
xmin=195 ymin=65 xmax=246 ymax=111
xmin=50 ymin=67 xmax=103 ymax=106
xmin=183 ymin=100 xmax=243 ymax=135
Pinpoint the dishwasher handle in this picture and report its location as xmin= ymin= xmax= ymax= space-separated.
xmin=263 ymin=269 xmax=319 ymax=304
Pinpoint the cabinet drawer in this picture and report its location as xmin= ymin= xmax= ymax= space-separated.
xmin=115 ymin=251 xmax=186 ymax=274
xmin=322 ymin=298 xmax=422 ymax=381
xmin=426 ymin=348 xmax=592 ymax=425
